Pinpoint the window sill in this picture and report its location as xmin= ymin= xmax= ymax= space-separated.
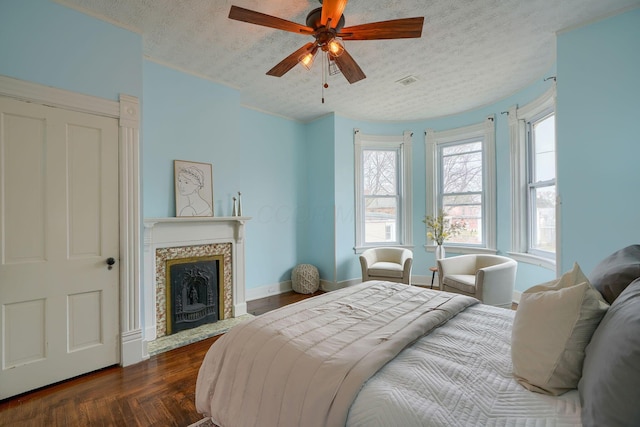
xmin=424 ymin=245 xmax=497 ymax=256
xmin=507 ymin=252 xmax=556 ymax=271
xmin=354 ymin=244 xmax=414 ymax=255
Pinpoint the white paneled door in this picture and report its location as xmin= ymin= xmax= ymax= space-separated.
xmin=0 ymin=97 xmax=119 ymax=399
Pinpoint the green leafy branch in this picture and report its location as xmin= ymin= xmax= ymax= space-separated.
xmin=423 ymin=210 xmax=467 ymax=245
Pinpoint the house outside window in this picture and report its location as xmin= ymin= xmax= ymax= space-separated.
xmin=508 ymin=85 xmax=557 ymax=269
xmin=354 ymin=130 xmax=413 ymax=252
xmin=426 ymin=117 xmax=496 ymax=253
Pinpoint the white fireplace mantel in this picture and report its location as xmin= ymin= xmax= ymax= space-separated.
xmin=142 ymin=217 xmax=250 ymax=348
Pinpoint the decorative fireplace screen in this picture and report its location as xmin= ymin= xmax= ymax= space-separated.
xmin=166 ymin=255 xmax=224 ymax=335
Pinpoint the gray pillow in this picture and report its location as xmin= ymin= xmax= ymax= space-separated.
xmin=578 ymin=277 xmax=640 ymax=427
xmin=588 ymin=244 xmax=640 ymax=304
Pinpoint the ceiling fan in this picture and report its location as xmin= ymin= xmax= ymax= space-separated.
xmin=228 ymin=0 xmax=424 ymax=84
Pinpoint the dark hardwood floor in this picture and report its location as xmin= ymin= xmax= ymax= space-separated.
xmin=246 ymin=289 xmax=324 ymax=316
xmin=0 ymin=291 xmax=320 ymax=427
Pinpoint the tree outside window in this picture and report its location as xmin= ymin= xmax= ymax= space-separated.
xmin=440 ymin=140 xmax=483 ymax=245
xmin=363 ymin=149 xmax=399 ymax=244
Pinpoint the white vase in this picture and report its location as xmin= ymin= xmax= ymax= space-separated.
xmin=435 ymin=244 xmax=445 ymax=260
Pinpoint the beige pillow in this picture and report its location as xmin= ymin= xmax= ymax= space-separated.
xmin=511 ymin=263 xmax=609 ymax=395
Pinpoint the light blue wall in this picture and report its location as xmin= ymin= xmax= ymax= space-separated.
xmin=0 ymin=0 xmax=142 ymax=100
xmin=143 ymin=62 xmax=310 ymax=290
xmin=142 ymin=60 xmax=241 ymax=217
xmin=302 ymin=115 xmax=336 ymax=280
xmin=557 ymin=7 xmax=640 ymax=274
xmin=239 ymin=108 xmax=306 ymax=287
xmin=333 ymin=115 xmax=358 ymax=282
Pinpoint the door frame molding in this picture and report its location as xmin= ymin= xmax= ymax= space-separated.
xmin=0 ymin=75 xmax=144 ymax=366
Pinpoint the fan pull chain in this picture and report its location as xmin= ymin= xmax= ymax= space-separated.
xmin=322 ymin=53 xmax=326 ymax=103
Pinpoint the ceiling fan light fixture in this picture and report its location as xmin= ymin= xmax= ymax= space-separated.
xmin=299 ymin=47 xmax=318 ymax=70
xmin=328 ymin=54 xmax=341 ymax=76
xmin=326 ymin=37 xmax=345 ymax=57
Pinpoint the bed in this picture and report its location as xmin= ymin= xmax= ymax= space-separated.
xmin=195 ymin=247 xmax=640 ymax=427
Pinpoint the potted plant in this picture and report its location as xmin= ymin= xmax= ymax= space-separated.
xmin=423 ymin=210 xmax=466 ymax=259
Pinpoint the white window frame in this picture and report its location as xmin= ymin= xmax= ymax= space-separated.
xmin=425 ymin=117 xmax=496 ymax=254
xmin=354 ymin=129 xmax=413 ymax=253
xmin=508 ymin=84 xmax=557 ymax=271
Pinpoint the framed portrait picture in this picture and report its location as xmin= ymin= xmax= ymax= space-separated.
xmin=174 ymin=160 xmax=214 ymax=217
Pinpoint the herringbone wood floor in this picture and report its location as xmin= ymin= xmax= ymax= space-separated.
xmin=0 ymin=291 xmax=321 ymax=427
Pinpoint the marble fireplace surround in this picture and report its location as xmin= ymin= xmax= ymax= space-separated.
xmin=143 ymin=217 xmax=249 ymax=343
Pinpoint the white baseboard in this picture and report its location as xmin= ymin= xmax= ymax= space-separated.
xmin=513 ymin=290 xmax=522 ymax=305
xmin=144 ymin=325 xmax=157 ymax=342
xmin=121 ymin=329 xmax=146 ymax=366
xmin=233 ymin=302 xmax=248 ymax=317
xmin=246 ymin=278 xmax=366 ymax=300
xmin=246 ymin=281 xmax=293 ymax=301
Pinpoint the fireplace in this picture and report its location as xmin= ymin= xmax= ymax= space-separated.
xmin=154 ymin=243 xmax=233 ymax=338
xmin=143 ymin=217 xmax=249 ymax=344
xmin=166 ymin=255 xmax=224 ymax=335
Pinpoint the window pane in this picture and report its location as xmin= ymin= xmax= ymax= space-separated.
xmin=442 ymin=198 xmax=482 ymax=245
xmin=528 ymin=112 xmax=556 ymax=256
xmin=364 ymin=197 xmax=397 ymax=243
xmin=442 ymin=141 xmax=481 ymax=156
xmin=439 ymin=139 xmax=485 ymax=245
xmin=363 ymin=150 xmax=397 ymax=196
xmin=533 ymin=115 xmax=555 ymax=182
xmin=531 ymin=185 xmax=556 ymax=252
xmin=442 ymin=193 xmax=482 ymax=206
xmin=442 ymin=146 xmax=482 ymax=193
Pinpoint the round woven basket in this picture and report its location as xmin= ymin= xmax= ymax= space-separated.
xmin=291 ymin=264 xmax=320 ymax=294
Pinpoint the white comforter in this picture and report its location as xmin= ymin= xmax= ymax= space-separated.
xmin=347 ymin=304 xmax=582 ymax=426
xmin=195 ymin=281 xmax=477 ymax=427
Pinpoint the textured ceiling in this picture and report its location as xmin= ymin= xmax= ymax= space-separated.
xmin=58 ymin=0 xmax=639 ymax=122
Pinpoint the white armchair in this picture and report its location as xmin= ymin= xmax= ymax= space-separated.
xmin=360 ymin=247 xmax=413 ymax=285
xmin=437 ymin=254 xmax=517 ymax=308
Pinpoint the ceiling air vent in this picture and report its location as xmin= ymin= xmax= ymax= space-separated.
xmin=396 ymin=75 xmax=419 ymax=86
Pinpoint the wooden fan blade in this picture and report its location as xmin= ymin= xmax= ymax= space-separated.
xmin=229 ymin=5 xmax=314 ymax=35
xmin=320 ymin=0 xmax=349 ymax=28
xmin=338 ymin=17 xmax=424 ymax=40
xmin=333 ymin=49 xmax=366 ymax=84
xmin=267 ymin=42 xmax=316 ymax=77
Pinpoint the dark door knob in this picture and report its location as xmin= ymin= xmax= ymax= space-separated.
xmin=107 ymin=257 xmax=116 ymax=270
